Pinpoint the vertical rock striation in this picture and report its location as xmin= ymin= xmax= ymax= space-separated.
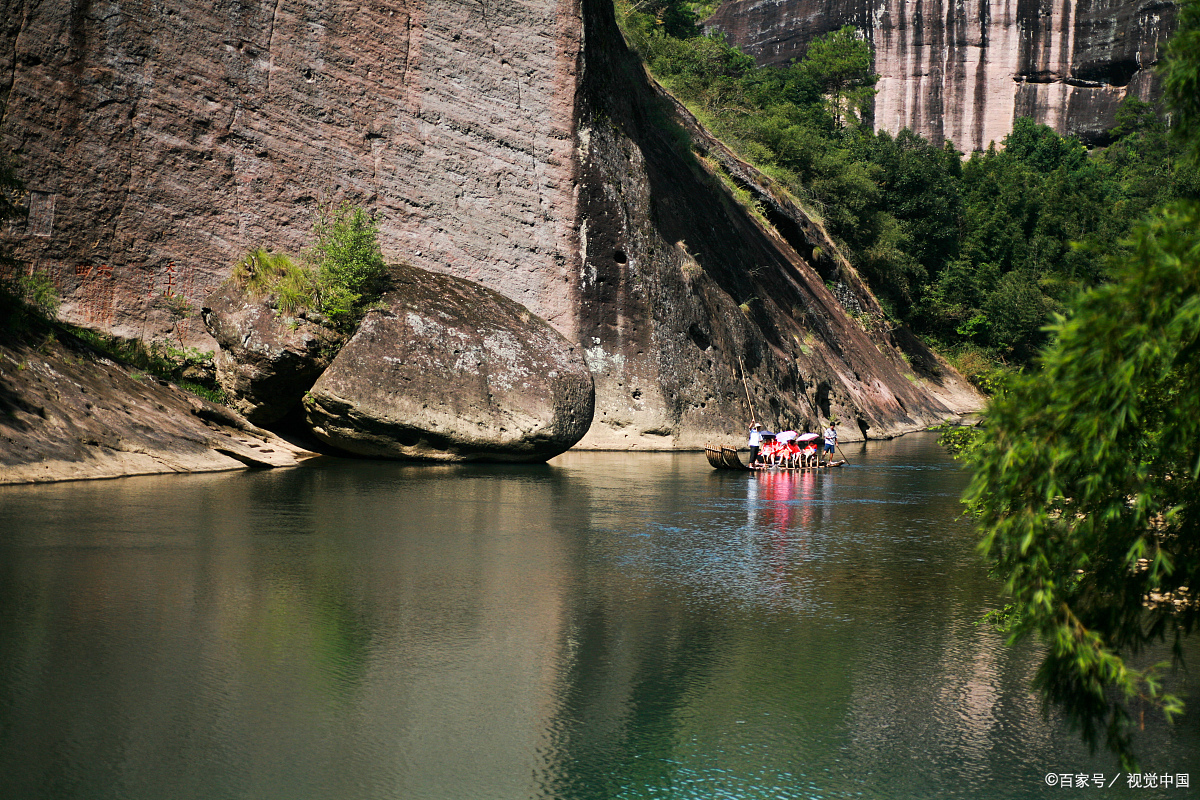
xmin=706 ymin=0 xmax=1178 ymax=151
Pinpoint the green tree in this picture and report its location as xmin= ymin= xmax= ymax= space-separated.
xmin=968 ymin=0 xmax=1200 ymax=766
xmin=1003 ymin=116 xmax=1087 ymax=173
xmin=637 ymin=0 xmax=701 ymax=38
xmin=852 ymin=129 xmax=963 ymax=314
xmin=1162 ymin=0 xmax=1200 ymax=166
xmin=798 ymin=26 xmax=877 ymax=128
xmin=969 ymin=201 xmax=1200 ymax=766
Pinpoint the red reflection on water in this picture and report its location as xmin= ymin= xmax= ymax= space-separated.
xmin=754 ymin=468 xmax=818 ymax=534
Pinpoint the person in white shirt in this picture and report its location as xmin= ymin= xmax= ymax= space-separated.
xmin=823 ymin=424 xmax=837 ymax=464
xmin=748 ymin=422 xmax=764 ymax=465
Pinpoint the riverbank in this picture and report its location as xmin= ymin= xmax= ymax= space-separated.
xmin=0 ymin=314 xmax=978 ymax=485
xmin=0 ymin=324 xmax=319 ymax=485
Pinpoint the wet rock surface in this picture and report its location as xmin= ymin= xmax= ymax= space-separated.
xmin=201 ymin=284 xmax=343 ymax=426
xmin=0 ymin=324 xmax=318 ymax=485
xmin=303 ymin=264 xmax=594 ymax=462
xmin=706 ymin=0 xmax=1178 ymax=152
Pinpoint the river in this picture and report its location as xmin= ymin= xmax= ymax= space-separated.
xmin=1 ymin=434 xmax=1196 ymax=799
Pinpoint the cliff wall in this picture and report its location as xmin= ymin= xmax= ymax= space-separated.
xmin=1 ymin=0 xmax=981 ymax=457
xmin=574 ymin=0 xmax=979 ymax=447
xmin=706 ymin=0 xmax=1178 ymax=151
xmin=0 ymin=0 xmax=583 ymax=340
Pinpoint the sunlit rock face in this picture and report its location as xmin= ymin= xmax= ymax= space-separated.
xmin=0 ymin=0 xmax=584 ymax=341
xmin=706 ymin=0 xmax=1178 ymax=151
xmin=303 ymin=264 xmax=594 ymax=462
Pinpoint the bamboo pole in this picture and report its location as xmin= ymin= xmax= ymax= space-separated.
xmin=737 ymin=356 xmax=757 ymax=423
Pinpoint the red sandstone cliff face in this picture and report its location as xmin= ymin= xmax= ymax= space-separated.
xmin=1 ymin=0 xmax=981 ymax=455
xmin=0 ymin=0 xmax=583 ymax=340
xmin=706 ymin=0 xmax=1178 ymax=151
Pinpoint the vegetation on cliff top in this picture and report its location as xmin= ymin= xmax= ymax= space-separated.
xmin=617 ymin=1 xmax=1198 ymax=379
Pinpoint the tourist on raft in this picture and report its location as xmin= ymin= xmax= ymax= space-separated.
xmin=761 ymin=437 xmax=786 ymax=467
xmin=776 ymin=430 xmax=800 ymax=468
xmin=748 ymin=425 xmax=830 ymax=469
xmin=757 ymin=429 xmax=815 ymax=468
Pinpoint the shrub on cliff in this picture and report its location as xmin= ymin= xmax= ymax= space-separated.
xmin=231 ymin=202 xmax=386 ymax=331
xmin=307 ymin=202 xmax=387 ymax=326
xmin=233 ymin=248 xmax=314 ymax=313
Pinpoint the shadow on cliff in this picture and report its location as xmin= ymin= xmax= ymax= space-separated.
xmin=573 ymin=0 xmax=981 ymax=443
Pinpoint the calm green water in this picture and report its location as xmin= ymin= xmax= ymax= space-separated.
xmin=1 ymin=434 xmax=1196 ymax=799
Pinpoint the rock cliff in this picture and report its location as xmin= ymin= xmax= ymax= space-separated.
xmin=573 ymin=0 xmax=980 ymax=447
xmin=1 ymin=0 xmax=981 ymax=462
xmin=706 ymin=0 xmax=1178 ymax=151
xmin=0 ymin=0 xmax=583 ymax=341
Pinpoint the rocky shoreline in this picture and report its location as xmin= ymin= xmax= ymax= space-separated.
xmin=0 ymin=323 xmax=319 ymax=486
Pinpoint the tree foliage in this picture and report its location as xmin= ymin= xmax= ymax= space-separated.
xmin=1163 ymin=0 xmax=1200 ymax=165
xmin=969 ymin=200 xmax=1200 ymax=766
xmin=969 ymin=0 xmax=1200 ymax=766
xmin=307 ymin=201 xmax=387 ymax=325
xmin=617 ymin=0 xmax=1193 ymax=373
xmin=797 ymin=26 xmax=877 ymax=128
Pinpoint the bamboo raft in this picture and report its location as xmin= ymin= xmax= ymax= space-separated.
xmin=705 ymin=444 xmax=846 ymax=472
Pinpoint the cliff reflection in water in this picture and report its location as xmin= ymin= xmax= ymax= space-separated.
xmin=1 ymin=437 xmax=1197 ymax=800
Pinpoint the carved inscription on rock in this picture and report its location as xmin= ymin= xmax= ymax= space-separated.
xmin=27 ymin=192 xmax=54 ymax=238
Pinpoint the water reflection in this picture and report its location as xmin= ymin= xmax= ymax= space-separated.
xmin=1 ymin=438 xmax=1197 ymax=800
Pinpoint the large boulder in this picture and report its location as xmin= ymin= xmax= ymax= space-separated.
xmin=303 ymin=264 xmax=594 ymax=462
xmin=201 ymin=283 xmax=343 ymax=426
xmin=304 ymin=263 xmax=595 ymax=460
